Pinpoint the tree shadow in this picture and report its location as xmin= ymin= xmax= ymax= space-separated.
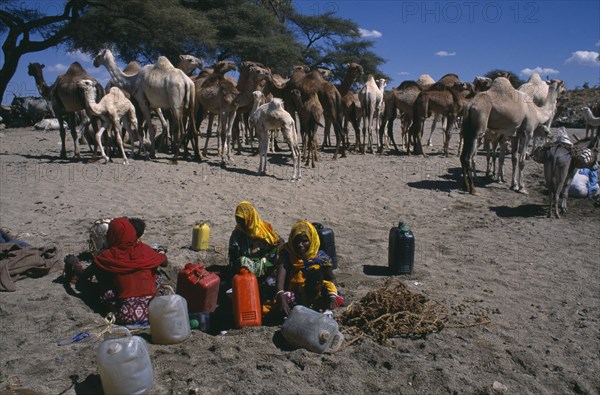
xmin=489 ymin=204 xmax=547 ymax=218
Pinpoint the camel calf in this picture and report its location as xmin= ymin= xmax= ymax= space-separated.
xmin=249 ymin=98 xmax=301 ymax=181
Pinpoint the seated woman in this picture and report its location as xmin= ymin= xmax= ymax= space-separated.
xmin=64 ymin=217 xmax=167 ymax=325
xmin=272 ymin=220 xmax=342 ymax=318
xmin=228 ymin=202 xmax=283 ymax=298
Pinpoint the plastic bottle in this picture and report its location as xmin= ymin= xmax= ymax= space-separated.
xmin=232 ymin=268 xmax=262 ymax=328
xmin=388 ymin=221 xmax=415 ymax=275
xmin=191 ymin=222 xmax=210 ymax=251
xmin=281 ymin=305 xmax=344 ymax=353
xmin=96 ymin=327 xmax=153 ymax=395
xmin=148 ymin=286 xmax=191 ymax=344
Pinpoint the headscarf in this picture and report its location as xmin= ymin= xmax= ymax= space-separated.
xmin=94 ymin=218 xmax=165 ymax=298
xmin=284 ymin=220 xmax=320 ymax=261
xmin=235 ymin=202 xmax=280 ymax=246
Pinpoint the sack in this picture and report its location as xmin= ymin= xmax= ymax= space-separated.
xmin=89 ymin=218 xmax=112 ymax=255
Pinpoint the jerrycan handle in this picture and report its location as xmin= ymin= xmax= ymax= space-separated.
xmin=104 ymin=326 xmax=132 ymax=341
xmin=155 ymin=284 xmax=175 ymax=296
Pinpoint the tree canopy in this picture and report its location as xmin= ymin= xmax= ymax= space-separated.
xmin=0 ymin=0 xmax=387 ymax=100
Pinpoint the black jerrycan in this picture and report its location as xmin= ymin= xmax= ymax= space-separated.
xmin=388 ymin=221 xmax=415 ymax=275
xmin=312 ymin=223 xmax=338 ymax=269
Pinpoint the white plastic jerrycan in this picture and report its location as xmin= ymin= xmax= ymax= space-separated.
xmin=282 ymin=305 xmax=344 ymax=353
xmin=148 ymin=285 xmax=191 ymax=344
xmin=96 ymin=327 xmax=153 ymax=395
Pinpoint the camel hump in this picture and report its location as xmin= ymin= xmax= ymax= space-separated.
xmin=155 ymin=56 xmax=175 ymax=70
xmin=490 ymin=77 xmax=513 ymax=92
xmin=65 ymin=62 xmax=89 ymax=77
xmin=527 ymin=73 xmax=543 ymax=84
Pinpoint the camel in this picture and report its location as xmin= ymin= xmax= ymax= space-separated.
xmin=28 ymin=62 xmax=97 ymax=150
xmin=581 ymin=106 xmax=600 ymax=138
xmin=49 ymin=62 xmax=104 ymax=159
xmin=322 ymin=63 xmax=363 ymax=149
xmin=290 ymin=89 xmax=323 ymax=168
xmin=378 ymin=80 xmax=423 ymax=154
xmin=288 ymin=67 xmax=346 ymax=159
xmin=94 ymin=49 xmax=198 ymax=163
xmin=518 ymin=73 xmax=562 ymax=129
xmin=195 ymin=61 xmax=240 ymax=163
xmin=230 ymin=61 xmax=272 ymax=155
xmin=460 ymin=77 xmax=564 ymax=195
xmin=177 ymin=55 xmax=203 ymax=76
xmin=410 ymin=81 xmax=470 ymax=156
xmin=358 ymin=75 xmax=385 ymax=153
xmin=77 ymin=80 xmax=138 ymax=165
xmin=422 ymin=73 xmax=463 ymax=149
xmin=191 ymin=61 xmax=237 ymax=157
xmin=249 ymin=98 xmax=300 ymax=180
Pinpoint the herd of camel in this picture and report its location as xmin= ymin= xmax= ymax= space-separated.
xmin=24 ymin=51 xmax=600 ymax=194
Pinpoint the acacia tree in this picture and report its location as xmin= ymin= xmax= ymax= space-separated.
xmin=288 ymin=10 xmax=387 ymax=83
xmin=0 ymin=0 xmax=86 ymax=101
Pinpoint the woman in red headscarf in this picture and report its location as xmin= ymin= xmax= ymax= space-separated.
xmin=65 ymin=217 xmax=167 ymax=325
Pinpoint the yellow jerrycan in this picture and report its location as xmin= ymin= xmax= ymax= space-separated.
xmin=191 ymin=222 xmax=210 ymax=251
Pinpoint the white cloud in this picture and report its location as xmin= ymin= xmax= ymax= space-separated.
xmin=435 ymin=51 xmax=456 ymax=57
xmin=359 ymin=28 xmax=382 ymax=38
xmin=397 ymin=71 xmax=410 ymax=75
xmin=67 ymin=50 xmax=92 ymax=63
xmin=46 ymin=63 xmax=67 ymax=73
xmin=564 ymin=51 xmax=600 ymax=66
xmin=520 ymin=67 xmax=560 ymax=77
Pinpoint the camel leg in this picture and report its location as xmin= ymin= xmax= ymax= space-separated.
xmin=426 ymin=114 xmax=439 ymax=146
xmin=322 ymin=119 xmax=331 ymax=148
xmin=114 ymin=123 xmax=129 ymax=165
xmin=201 ymin=113 xmax=214 ymax=157
xmin=257 ymin=130 xmax=268 ymax=175
xmin=95 ymin=125 xmax=109 ymax=163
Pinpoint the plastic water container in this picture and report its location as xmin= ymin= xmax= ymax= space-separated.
xmin=232 ymin=268 xmax=262 ymax=328
xmin=281 ymin=305 xmax=344 ymax=353
xmin=313 ymin=222 xmax=338 ymax=269
xmin=96 ymin=327 xmax=153 ymax=395
xmin=148 ymin=286 xmax=191 ymax=344
xmin=388 ymin=221 xmax=415 ymax=275
xmin=191 ymin=222 xmax=210 ymax=251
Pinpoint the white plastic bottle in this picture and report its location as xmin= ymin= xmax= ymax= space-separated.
xmin=148 ymin=285 xmax=191 ymax=344
xmin=96 ymin=328 xmax=153 ymax=395
xmin=282 ymin=305 xmax=344 ymax=353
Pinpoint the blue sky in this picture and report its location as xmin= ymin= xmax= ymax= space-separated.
xmin=2 ymin=0 xmax=599 ymax=105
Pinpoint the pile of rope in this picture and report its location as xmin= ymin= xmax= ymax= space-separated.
xmin=339 ymin=280 xmax=493 ymax=345
xmin=339 ymin=280 xmax=450 ymax=344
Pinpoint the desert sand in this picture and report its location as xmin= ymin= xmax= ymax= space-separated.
xmin=0 ymin=121 xmax=598 ymax=395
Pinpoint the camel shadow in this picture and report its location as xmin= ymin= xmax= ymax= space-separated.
xmin=489 ymin=204 xmax=546 ymax=218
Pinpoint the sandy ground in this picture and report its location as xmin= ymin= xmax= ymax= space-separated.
xmin=0 ymin=121 xmax=598 ymax=395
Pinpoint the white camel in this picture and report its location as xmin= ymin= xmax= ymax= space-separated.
xmin=359 ymin=75 xmax=385 ymax=153
xmin=518 ymin=73 xmax=561 ymax=129
xmin=581 ymin=106 xmax=600 ymax=138
xmin=94 ymin=49 xmax=198 ymax=162
xmin=249 ymin=98 xmax=300 ymax=180
xmin=177 ymin=55 xmax=203 ymax=76
xmin=460 ymin=77 xmax=564 ymax=195
xmin=77 ymin=80 xmax=138 ymax=165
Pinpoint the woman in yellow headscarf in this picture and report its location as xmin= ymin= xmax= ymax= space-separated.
xmin=272 ymin=220 xmax=341 ymax=317
xmin=228 ymin=202 xmax=282 ymax=288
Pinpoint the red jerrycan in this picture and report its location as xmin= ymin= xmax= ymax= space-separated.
xmin=232 ymin=268 xmax=262 ymax=328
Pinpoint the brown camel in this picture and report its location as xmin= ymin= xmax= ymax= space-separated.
xmin=46 ymin=62 xmax=104 ymax=159
xmin=322 ymin=63 xmax=363 ymax=149
xmin=196 ymin=61 xmax=240 ymax=163
xmin=378 ymin=80 xmax=423 ymax=154
xmin=290 ymin=89 xmax=323 ymax=168
xmin=410 ymin=81 xmax=470 ymax=157
xmin=230 ymin=61 xmax=272 ymax=155
xmin=287 ymin=67 xmax=346 ymax=159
